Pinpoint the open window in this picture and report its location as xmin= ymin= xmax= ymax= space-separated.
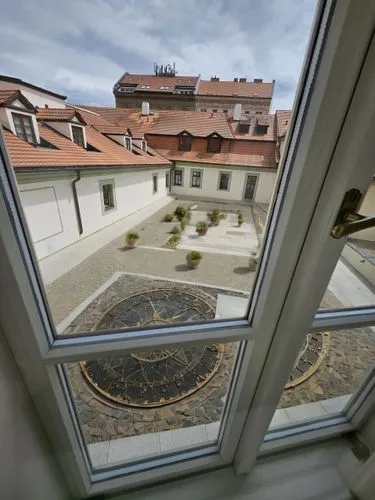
xmin=1 ymin=3 xmax=375 ymax=498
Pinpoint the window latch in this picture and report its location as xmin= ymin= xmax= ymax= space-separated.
xmin=331 ymin=188 xmax=375 ymax=239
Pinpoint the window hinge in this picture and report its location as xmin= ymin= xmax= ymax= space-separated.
xmin=331 ymin=188 xmax=375 ymax=239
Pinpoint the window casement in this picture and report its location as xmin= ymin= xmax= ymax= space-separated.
xmin=191 ymin=169 xmax=202 ymax=188
xmin=174 ymin=168 xmax=183 ymax=186
xmin=12 ymin=112 xmax=36 ymax=144
xmin=218 ymin=171 xmax=230 ymax=191
xmin=71 ymin=125 xmax=85 ymax=147
xmin=207 ymin=134 xmax=222 ymax=153
xmin=100 ymin=180 xmax=116 ymax=213
xmin=125 ymin=136 xmax=132 ymax=150
xmin=1 ymin=3 xmax=375 ymax=498
xmin=178 ymin=132 xmax=192 ymax=151
xmin=153 ymin=173 xmax=158 ymax=193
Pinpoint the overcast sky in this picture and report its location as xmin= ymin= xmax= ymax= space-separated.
xmin=0 ymin=0 xmax=317 ymax=111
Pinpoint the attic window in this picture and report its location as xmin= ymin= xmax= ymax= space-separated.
xmin=12 ymin=113 xmax=36 ymax=144
xmin=256 ymin=123 xmax=269 ymax=135
xmin=71 ymin=125 xmax=85 ymax=147
xmin=178 ymin=133 xmax=192 ymax=152
xmin=238 ymin=123 xmax=250 ymax=134
xmin=160 ymin=86 xmax=170 ymax=90
xmin=125 ymin=136 xmax=132 ymax=150
xmin=207 ymin=135 xmax=222 ymax=153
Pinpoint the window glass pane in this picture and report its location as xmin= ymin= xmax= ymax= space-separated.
xmin=268 ymin=327 xmax=375 ymax=429
xmin=320 ymin=191 xmax=375 ymax=310
xmin=65 ymin=341 xmax=241 ymax=469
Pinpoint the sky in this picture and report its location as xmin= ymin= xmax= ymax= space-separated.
xmin=0 ymin=0 xmax=317 ymax=111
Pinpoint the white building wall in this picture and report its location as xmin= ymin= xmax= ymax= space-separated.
xmin=170 ymin=162 xmax=277 ymax=204
xmin=17 ymin=168 xmax=168 ymax=260
xmin=0 ymin=81 xmax=66 ymax=108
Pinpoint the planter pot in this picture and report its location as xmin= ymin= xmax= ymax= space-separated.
xmin=186 ymin=258 xmax=200 ymax=269
xmin=197 ymin=228 xmax=208 ymax=236
xmin=127 ymin=239 xmax=138 ymax=248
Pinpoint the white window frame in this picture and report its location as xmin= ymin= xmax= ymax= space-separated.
xmin=217 ymin=171 xmax=231 ymax=191
xmin=70 ymin=123 xmax=87 ymax=148
xmin=191 ymin=168 xmax=203 ymax=188
xmin=124 ymin=135 xmax=132 ymax=150
xmin=173 ymin=167 xmax=184 ymax=186
xmin=0 ymin=2 xmax=375 ymax=497
xmin=99 ymin=179 xmax=116 ymax=214
xmin=152 ymin=173 xmax=158 ymax=193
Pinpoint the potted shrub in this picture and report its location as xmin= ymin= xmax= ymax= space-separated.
xmin=249 ymin=251 xmax=258 ymax=271
xmin=186 ymin=251 xmax=202 ymax=269
xmin=162 ymin=213 xmax=173 ymax=222
xmin=126 ymin=230 xmax=140 ymax=248
xmin=207 ymin=208 xmax=221 ymax=226
xmin=174 ymin=205 xmax=188 ymax=221
xmin=238 ymin=211 xmax=244 ymax=227
xmin=196 ymin=221 xmax=208 ymax=236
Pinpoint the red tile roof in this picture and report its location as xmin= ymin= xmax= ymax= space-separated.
xmin=0 ymin=89 xmax=19 ymax=105
xmin=198 ymin=80 xmax=274 ymax=99
xmin=0 ymin=89 xmax=35 ymax=110
xmin=157 ymin=150 xmax=276 ymax=168
xmin=3 ymin=121 xmax=170 ymax=169
xmin=116 ymin=74 xmax=198 ymax=93
xmin=232 ymin=114 xmax=276 ymax=141
xmin=36 ymin=108 xmax=86 ymax=124
xmin=0 ymin=74 xmax=67 ymax=99
xmin=275 ymin=110 xmax=292 ymax=138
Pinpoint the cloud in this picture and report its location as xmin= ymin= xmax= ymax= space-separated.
xmin=0 ymin=0 xmax=317 ymax=110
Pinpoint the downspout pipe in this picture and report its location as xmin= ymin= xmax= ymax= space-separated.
xmin=72 ymin=170 xmax=83 ymax=235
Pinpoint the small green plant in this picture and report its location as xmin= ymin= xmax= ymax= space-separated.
xmin=170 ymin=225 xmax=181 ymax=235
xmin=163 ymin=234 xmax=181 ymax=249
xmin=180 ymin=217 xmax=188 ymax=231
xmin=186 ymin=250 xmax=202 ymax=268
xmin=162 ymin=213 xmax=173 ymax=222
xmin=126 ymin=230 xmax=140 ymax=248
xmin=196 ymin=221 xmax=208 ymax=235
xmin=238 ymin=211 xmax=244 ymax=226
xmin=207 ymin=208 xmax=222 ymax=226
xmin=249 ymin=251 xmax=258 ymax=271
xmin=174 ymin=205 xmax=188 ymax=221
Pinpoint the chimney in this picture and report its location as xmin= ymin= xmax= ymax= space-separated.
xmin=211 ymin=76 xmax=220 ymax=82
xmin=233 ymin=103 xmax=242 ymax=121
xmin=254 ymin=78 xmax=263 ymax=83
xmin=233 ymin=77 xmax=238 ymax=82
xmin=141 ymin=101 xmax=150 ymax=116
xmin=239 ymin=77 xmax=247 ymax=83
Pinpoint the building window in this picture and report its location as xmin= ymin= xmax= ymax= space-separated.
xmin=218 ymin=172 xmax=231 ymax=191
xmin=223 ymin=109 xmax=228 ymax=113
xmin=12 ymin=113 xmax=36 ymax=144
xmin=125 ymin=136 xmax=132 ymax=150
xmin=178 ymin=134 xmax=192 ymax=151
xmin=238 ymin=123 xmax=250 ymax=134
xmin=212 ymin=109 xmax=218 ymax=113
xmin=153 ymin=173 xmax=158 ymax=193
xmin=141 ymin=140 xmax=147 ymax=152
xmin=207 ymin=135 xmax=222 ymax=153
xmin=100 ymin=181 xmax=116 ymax=213
xmin=256 ymin=124 xmax=269 ymax=135
xmin=191 ymin=169 xmax=202 ymax=188
xmin=174 ymin=169 xmax=183 ymax=186
xmin=166 ymin=172 xmax=170 ymax=188
xmin=71 ymin=125 xmax=85 ymax=147
xmin=245 ymin=111 xmax=251 ymax=114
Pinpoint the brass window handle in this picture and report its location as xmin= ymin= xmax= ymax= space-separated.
xmin=331 ymin=188 xmax=375 ymax=239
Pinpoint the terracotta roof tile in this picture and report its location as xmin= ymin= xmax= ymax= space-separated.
xmin=198 ymin=80 xmax=274 ymax=98
xmin=0 ymin=89 xmax=19 ymax=105
xmin=36 ymin=108 xmax=86 ymax=124
xmin=232 ymin=113 xmax=276 ymax=141
xmin=276 ymin=110 xmax=292 ymax=138
xmin=157 ymin=150 xmax=276 ymax=169
xmin=116 ymin=74 xmax=198 ymax=93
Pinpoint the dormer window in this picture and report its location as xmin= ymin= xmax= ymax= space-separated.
xmin=256 ymin=124 xmax=269 ymax=135
xmin=178 ymin=132 xmax=192 ymax=152
xmin=12 ymin=113 xmax=36 ymax=144
xmin=238 ymin=123 xmax=250 ymax=134
xmin=71 ymin=125 xmax=85 ymax=147
xmin=125 ymin=136 xmax=132 ymax=150
xmin=207 ymin=134 xmax=222 ymax=153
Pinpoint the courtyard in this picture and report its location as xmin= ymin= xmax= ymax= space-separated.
xmin=37 ymin=197 xmax=375 ymax=462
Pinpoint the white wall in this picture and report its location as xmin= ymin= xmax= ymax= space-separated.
xmin=0 ymin=328 xmax=68 ymax=500
xmin=0 ymin=81 xmax=66 ymax=108
xmin=17 ymin=168 xmax=169 ymax=260
xmin=170 ymin=162 xmax=277 ymax=204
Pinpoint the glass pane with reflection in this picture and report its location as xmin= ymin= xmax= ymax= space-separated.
xmin=65 ymin=341 xmax=240 ymax=469
xmin=268 ymin=327 xmax=375 ymax=430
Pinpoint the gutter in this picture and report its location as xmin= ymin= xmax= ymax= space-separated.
xmin=72 ymin=170 xmax=83 ymax=235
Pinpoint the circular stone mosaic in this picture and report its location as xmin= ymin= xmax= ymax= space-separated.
xmin=285 ymin=332 xmax=330 ymax=389
xmin=81 ymin=288 xmax=225 ymax=407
